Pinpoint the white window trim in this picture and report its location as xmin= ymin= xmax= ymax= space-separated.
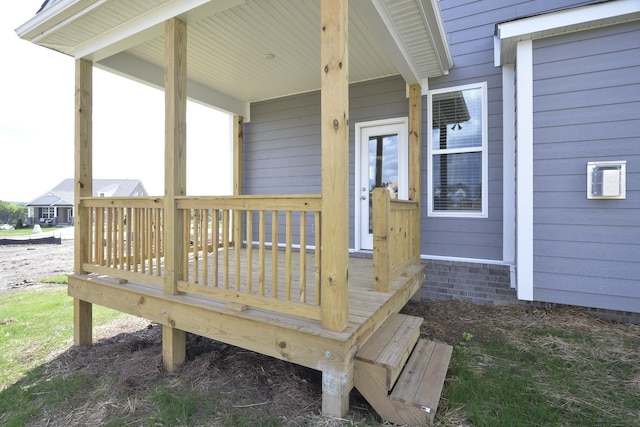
xmin=427 ymin=82 xmax=488 ymax=218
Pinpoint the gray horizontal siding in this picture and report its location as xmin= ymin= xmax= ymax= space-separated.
xmin=244 ymin=76 xmax=407 ymax=248
xmin=423 ymin=0 xmax=596 ymax=261
xmin=532 ymin=20 xmax=640 ymax=313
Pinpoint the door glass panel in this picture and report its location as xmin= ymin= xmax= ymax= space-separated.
xmin=368 ymin=134 xmax=399 ymax=233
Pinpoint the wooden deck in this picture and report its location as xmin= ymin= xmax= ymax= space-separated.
xmin=68 ymin=247 xmax=425 ymax=374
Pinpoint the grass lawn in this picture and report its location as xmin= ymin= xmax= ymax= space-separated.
xmin=0 ymin=227 xmax=60 ymax=237
xmin=1 ymin=289 xmax=639 ymax=426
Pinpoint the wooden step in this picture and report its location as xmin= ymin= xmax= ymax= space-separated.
xmin=355 ymin=313 xmax=423 ymax=391
xmin=390 ymin=339 xmax=453 ymax=425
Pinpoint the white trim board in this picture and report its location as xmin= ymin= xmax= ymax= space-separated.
xmin=515 ymin=40 xmax=534 ymax=301
xmin=494 ymin=0 xmax=640 ymax=65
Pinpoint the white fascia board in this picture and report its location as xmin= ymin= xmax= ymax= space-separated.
xmin=495 ymin=0 xmax=640 ymax=65
xmin=16 ymin=0 xmax=97 ymax=40
xmin=515 ymin=40 xmax=533 ymax=301
xmin=418 ymin=0 xmax=454 ymax=75
xmin=97 ymin=52 xmax=250 ymax=120
xmin=359 ymin=0 xmax=423 ymax=85
xmin=74 ymin=0 xmax=245 ymax=62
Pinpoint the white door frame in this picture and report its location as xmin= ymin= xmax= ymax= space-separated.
xmin=354 ymin=117 xmax=409 ymax=251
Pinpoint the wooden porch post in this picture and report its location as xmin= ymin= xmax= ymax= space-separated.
xmin=233 ymin=115 xmax=244 ymax=266
xmin=163 ymin=17 xmax=187 ymax=371
xmin=320 ymin=0 xmax=352 ymax=418
xmin=408 ymin=84 xmax=422 ymax=289
xmin=320 ymin=0 xmax=349 ymax=332
xmin=73 ymin=58 xmax=93 ymax=346
xmin=233 ymin=115 xmax=244 ymax=197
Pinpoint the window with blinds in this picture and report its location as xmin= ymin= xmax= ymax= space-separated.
xmin=428 ymin=83 xmax=488 ymax=217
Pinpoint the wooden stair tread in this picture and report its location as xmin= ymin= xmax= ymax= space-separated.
xmin=390 ymin=338 xmax=453 ymax=416
xmin=355 ymin=313 xmax=423 ymax=390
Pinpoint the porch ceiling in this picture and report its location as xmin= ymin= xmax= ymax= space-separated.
xmin=17 ymin=0 xmax=452 ymax=119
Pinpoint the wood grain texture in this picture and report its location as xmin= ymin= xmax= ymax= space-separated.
xmin=320 ymin=0 xmax=349 ymax=333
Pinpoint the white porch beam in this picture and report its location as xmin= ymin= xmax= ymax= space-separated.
xmin=353 ymin=0 xmax=453 ymax=85
xmin=352 ymin=0 xmax=421 ymax=85
xmin=97 ymin=52 xmax=250 ymax=120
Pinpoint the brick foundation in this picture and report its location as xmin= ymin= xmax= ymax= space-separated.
xmin=419 ymin=258 xmax=640 ymax=324
xmin=421 ymin=258 xmax=516 ymax=305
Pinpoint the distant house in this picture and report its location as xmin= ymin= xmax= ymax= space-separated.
xmin=26 ymin=179 xmax=147 ymax=226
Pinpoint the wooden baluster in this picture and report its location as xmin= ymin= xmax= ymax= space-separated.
xmin=234 ymin=208 xmax=241 ymax=291
xmin=125 ymin=208 xmax=133 ymax=271
xmin=138 ymin=208 xmax=144 ymax=273
xmin=272 ymin=210 xmax=278 ymax=298
xmin=315 ymin=211 xmax=321 ymax=306
xmin=96 ymin=207 xmax=104 ymax=266
xmin=246 ymin=210 xmax=253 ymax=293
xmin=155 ymin=208 xmax=162 ymax=277
xmin=299 ymin=211 xmax=307 ymax=303
xmin=193 ymin=209 xmax=200 ymax=283
xmin=212 ymin=209 xmax=219 ymax=287
xmin=202 ymin=209 xmax=208 ymax=286
xmin=88 ymin=207 xmax=94 ymax=264
xmin=223 ymin=209 xmax=230 ymax=289
xmin=285 ymin=210 xmax=292 ymax=301
xmin=106 ymin=208 xmax=113 ymax=268
xmin=183 ymin=209 xmax=190 ymax=282
xmin=118 ymin=207 xmax=123 ymax=269
xmin=133 ymin=207 xmax=139 ymax=272
xmin=144 ymin=208 xmax=153 ymax=275
xmin=259 ymin=210 xmax=265 ymax=295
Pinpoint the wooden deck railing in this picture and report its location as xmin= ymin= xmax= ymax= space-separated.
xmin=175 ymin=195 xmax=323 ymax=320
xmin=372 ymin=188 xmax=420 ymax=292
xmin=81 ymin=197 xmax=165 ymax=286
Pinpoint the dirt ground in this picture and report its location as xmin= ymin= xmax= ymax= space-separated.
xmin=0 ymin=239 xmax=74 ymax=292
xmin=2 ymin=240 xmax=638 ymax=426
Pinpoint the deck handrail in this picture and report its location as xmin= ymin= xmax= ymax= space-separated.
xmin=79 ymin=197 xmax=165 ymax=286
xmin=176 ymin=195 xmax=323 ymax=321
xmin=372 ymin=188 xmax=420 ymax=292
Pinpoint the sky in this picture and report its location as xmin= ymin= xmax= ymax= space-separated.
xmin=0 ymin=2 xmax=232 ymax=203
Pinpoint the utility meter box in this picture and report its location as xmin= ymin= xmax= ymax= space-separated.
xmin=587 ymin=161 xmax=626 ymax=199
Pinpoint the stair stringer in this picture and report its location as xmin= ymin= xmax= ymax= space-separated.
xmin=354 ymin=357 xmax=429 ymax=426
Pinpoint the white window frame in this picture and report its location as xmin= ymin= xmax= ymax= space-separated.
xmin=427 ymin=82 xmax=488 ymax=218
xmin=41 ymin=207 xmax=56 ymax=219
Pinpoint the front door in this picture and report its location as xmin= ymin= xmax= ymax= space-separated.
xmin=356 ymin=118 xmax=408 ymax=250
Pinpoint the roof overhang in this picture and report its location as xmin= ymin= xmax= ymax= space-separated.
xmin=494 ymin=0 xmax=640 ymax=66
xmin=17 ymin=0 xmax=452 ymax=119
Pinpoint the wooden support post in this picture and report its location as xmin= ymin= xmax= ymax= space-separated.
xmin=408 ymin=84 xmax=423 ymax=302
xmin=372 ymin=188 xmax=391 ymax=292
xmin=164 ymin=17 xmax=187 ymax=295
xmin=233 ymin=115 xmax=244 ymax=280
xmin=233 ymin=115 xmax=244 ymax=197
xmin=320 ymin=0 xmax=349 ymax=333
xmin=74 ymin=58 xmax=93 ymax=346
xmin=162 ymin=324 xmax=186 ymax=372
xmin=163 ymin=17 xmax=187 ymax=369
xmin=73 ymin=298 xmax=92 ymax=345
xmin=322 ymin=367 xmax=353 ymax=418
